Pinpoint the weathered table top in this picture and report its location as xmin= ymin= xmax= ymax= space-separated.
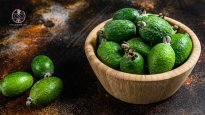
xmin=0 ymin=0 xmax=205 ymax=114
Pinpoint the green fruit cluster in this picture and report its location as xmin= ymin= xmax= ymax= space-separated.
xmin=97 ymin=8 xmax=192 ymax=74
xmin=0 ymin=55 xmax=63 ymax=107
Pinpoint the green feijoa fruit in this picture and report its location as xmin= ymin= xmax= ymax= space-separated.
xmin=31 ymin=55 xmax=54 ymax=78
xmin=133 ymin=13 xmax=156 ymax=35
xmin=138 ymin=15 xmax=175 ymax=44
xmin=97 ymin=41 xmax=123 ymax=69
xmin=26 ymin=77 xmax=63 ymax=106
xmin=104 ymin=20 xmax=136 ymax=42
xmin=113 ymin=8 xmax=140 ymax=22
xmin=171 ymin=33 xmax=192 ymax=67
xmin=120 ymin=52 xmax=144 ymax=74
xmin=148 ymin=43 xmax=175 ymax=74
xmin=127 ymin=38 xmax=152 ymax=57
xmin=0 ymin=72 xmax=33 ymax=97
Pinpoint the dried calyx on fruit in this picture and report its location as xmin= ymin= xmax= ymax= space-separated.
xmin=138 ymin=9 xmax=147 ymax=15
xmin=163 ymin=36 xmax=171 ymax=44
xmin=137 ymin=21 xmax=146 ymax=28
xmin=158 ymin=12 xmax=165 ymax=19
xmin=120 ymin=41 xmax=145 ymax=74
xmin=121 ymin=42 xmax=138 ymax=61
xmin=97 ymin=29 xmax=107 ymax=44
xmin=172 ymin=25 xmax=179 ymax=32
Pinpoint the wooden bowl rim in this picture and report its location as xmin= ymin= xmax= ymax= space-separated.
xmin=85 ymin=17 xmax=201 ymax=82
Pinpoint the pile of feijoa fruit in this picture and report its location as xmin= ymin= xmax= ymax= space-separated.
xmin=97 ymin=8 xmax=192 ymax=74
xmin=0 ymin=55 xmax=63 ymax=106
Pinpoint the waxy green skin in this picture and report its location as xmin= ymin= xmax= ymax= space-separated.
xmin=104 ymin=20 xmax=136 ymax=42
xmin=97 ymin=41 xmax=123 ymax=69
xmin=120 ymin=52 xmax=145 ymax=74
xmin=138 ymin=15 xmax=174 ymax=44
xmin=148 ymin=43 xmax=175 ymax=74
xmin=134 ymin=13 xmax=157 ymax=34
xmin=0 ymin=72 xmax=33 ymax=97
xmin=171 ymin=33 xmax=192 ymax=67
xmin=31 ymin=55 xmax=54 ymax=78
xmin=29 ymin=77 xmax=63 ymax=106
xmin=127 ymin=38 xmax=152 ymax=57
xmin=113 ymin=8 xmax=140 ymax=22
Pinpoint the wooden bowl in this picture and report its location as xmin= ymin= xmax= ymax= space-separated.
xmin=84 ymin=17 xmax=201 ymax=104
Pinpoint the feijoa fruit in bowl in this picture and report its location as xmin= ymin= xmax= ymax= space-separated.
xmin=85 ymin=8 xmax=201 ymax=104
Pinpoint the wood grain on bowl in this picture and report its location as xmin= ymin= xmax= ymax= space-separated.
xmin=85 ymin=17 xmax=201 ymax=104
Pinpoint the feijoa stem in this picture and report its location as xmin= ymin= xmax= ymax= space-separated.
xmin=26 ymin=97 xmax=33 ymax=106
xmin=43 ymin=72 xmax=53 ymax=78
xmin=121 ymin=41 xmax=131 ymax=55
xmin=158 ymin=13 xmax=165 ymax=18
xmin=142 ymin=9 xmax=146 ymax=15
xmin=138 ymin=9 xmax=146 ymax=15
xmin=173 ymin=25 xmax=179 ymax=32
xmin=97 ymin=29 xmax=107 ymax=44
xmin=163 ymin=36 xmax=171 ymax=44
xmin=121 ymin=41 xmax=130 ymax=49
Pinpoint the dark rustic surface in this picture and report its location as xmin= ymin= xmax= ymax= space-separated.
xmin=0 ymin=0 xmax=205 ymax=115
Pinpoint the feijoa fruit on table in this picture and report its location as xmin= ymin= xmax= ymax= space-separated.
xmin=0 ymin=72 xmax=33 ymax=97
